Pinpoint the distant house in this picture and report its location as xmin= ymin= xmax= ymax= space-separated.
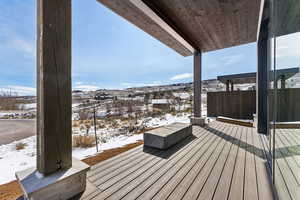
xmin=95 ymin=92 xmax=114 ymax=100
xmin=152 ymin=99 xmax=172 ymax=111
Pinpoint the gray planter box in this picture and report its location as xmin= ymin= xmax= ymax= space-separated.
xmin=144 ymin=122 xmax=192 ymax=149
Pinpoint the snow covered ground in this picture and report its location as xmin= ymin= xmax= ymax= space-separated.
xmin=0 ymin=113 xmax=190 ymax=185
xmin=0 ymin=112 xmax=10 ymax=118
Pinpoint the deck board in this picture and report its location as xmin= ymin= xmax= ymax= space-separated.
xmin=227 ymin=122 xmax=247 ymax=200
xmin=197 ymin=124 xmax=239 ymax=200
xmin=252 ymin=129 xmax=274 ymax=200
xmin=274 ymin=128 xmax=300 ymax=200
xmin=182 ymin=124 xmax=237 ymax=200
xmin=212 ymin=125 xmax=242 ymax=200
xmin=82 ymin=121 xmax=275 ymax=200
xmin=244 ymin=126 xmax=259 ymax=200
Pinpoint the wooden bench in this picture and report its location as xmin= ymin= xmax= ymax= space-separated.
xmin=143 ymin=122 xmax=192 ymax=150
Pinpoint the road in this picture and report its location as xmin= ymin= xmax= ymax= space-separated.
xmin=0 ymin=119 xmax=36 ymax=145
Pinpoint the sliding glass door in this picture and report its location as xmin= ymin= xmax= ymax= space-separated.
xmin=268 ymin=0 xmax=300 ymax=199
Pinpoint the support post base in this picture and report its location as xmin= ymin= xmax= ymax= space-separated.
xmin=190 ymin=117 xmax=206 ymax=127
xmin=15 ymin=158 xmax=90 ymax=200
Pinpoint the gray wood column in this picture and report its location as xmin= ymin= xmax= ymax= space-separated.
xmin=257 ymin=19 xmax=269 ymax=135
xmin=37 ymin=0 xmax=72 ymax=175
xmin=193 ymin=51 xmax=202 ymax=118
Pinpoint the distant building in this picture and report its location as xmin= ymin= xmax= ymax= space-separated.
xmin=95 ymin=92 xmax=114 ymax=100
xmin=152 ymin=99 xmax=172 ymax=111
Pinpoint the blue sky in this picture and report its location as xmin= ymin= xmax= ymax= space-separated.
xmin=1 ymin=0 xmax=298 ymax=95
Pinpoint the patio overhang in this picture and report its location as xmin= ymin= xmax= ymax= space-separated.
xmin=217 ymin=67 xmax=300 ymax=85
xmin=97 ymin=0 xmax=262 ymax=56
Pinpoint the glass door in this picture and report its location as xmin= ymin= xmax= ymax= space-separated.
xmin=270 ymin=0 xmax=300 ymax=199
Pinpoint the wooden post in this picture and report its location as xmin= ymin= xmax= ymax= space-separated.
xmin=231 ymin=81 xmax=234 ymax=91
xmin=193 ymin=51 xmax=202 ymax=118
xmin=93 ymin=106 xmax=99 ymax=152
xmin=37 ymin=0 xmax=72 ymax=175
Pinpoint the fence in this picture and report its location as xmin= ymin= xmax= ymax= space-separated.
xmin=207 ymin=88 xmax=300 ymax=122
xmin=207 ymin=90 xmax=256 ymax=119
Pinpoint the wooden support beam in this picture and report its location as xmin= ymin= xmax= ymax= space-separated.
xmin=193 ymin=51 xmax=202 ymax=118
xmin=128 ymin=0 xmax=195 ymax=55
xmin=37 ymin=0 xmax=72 ymax=175
xmin=231 ymin=82 xmax=234 ymax=92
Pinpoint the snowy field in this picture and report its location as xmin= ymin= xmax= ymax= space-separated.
xmin=0 ymin=113 xmax=190 ymax=185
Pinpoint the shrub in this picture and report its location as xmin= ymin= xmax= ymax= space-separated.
xmin=78 ymin=110 xmax=89 ymax=120
xmin=100 ymin=137 xmax=107 ymax=143
xmin=111 ymin=120 xmax=119 ymax=128
xmin=15 ymin=142 xmax=27 ymax=150
xmin=97 ymin=123 xmax=106 ymax=129
xmin=72 ymin=121 xmax=80 ymax=127
xmin=72 ymin=135 xmax=95 ymax=148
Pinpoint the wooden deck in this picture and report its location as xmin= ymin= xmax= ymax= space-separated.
xmin=78 ymin=121 xmax=275 ymax=200
xmin=261 ymin=128 xmax=300 ymax=200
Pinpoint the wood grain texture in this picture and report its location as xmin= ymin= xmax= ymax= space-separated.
xmin=194 ymin=51 xmax=202 ymax=118
xmin=83 ymin=122 xmax=275 ymax=200
xmin=37 ymin=0 xmax=72 ymax=175
xmin=97 ymin=0 xmax=193 ymax=56
xmin=97 ymin=0 xmax=261 ymax=56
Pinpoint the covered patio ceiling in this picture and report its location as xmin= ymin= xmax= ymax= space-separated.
xmin=97 ymin=0 xmax=261 ymax=56
xmin=217 ymin=67 xmax=300 ymax=85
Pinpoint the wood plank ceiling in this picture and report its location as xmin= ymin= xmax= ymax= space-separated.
xmin=97 ymin=0 xmax=261 ymax=56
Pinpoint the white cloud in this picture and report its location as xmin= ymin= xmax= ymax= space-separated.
xmin=220 ymin=54 xmax=244 ymax=66
xmin=73 ymin=84 xmax=100 ymax=91
xmin=0 ymin=84 xmax=102 ymax=96
xmin=170 ymin=73 xmax=193 ymax=81
xmin=0 ymin=23 xmax=35 ymax=58
xmin=0 ymin=86 xmax=36 ymax=96
xmin=276 ymin=32 xmax=300 ymax=59
xmin=121 ymin=81 xmax=163 ymax=88
xmin=10 ymin=37 xmax=35 ymax=57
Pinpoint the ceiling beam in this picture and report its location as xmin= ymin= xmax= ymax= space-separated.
xmin=129 ymin=0 xmax=195 ymax=54
xmin=256 ymin=0 xmax=266 ymax=41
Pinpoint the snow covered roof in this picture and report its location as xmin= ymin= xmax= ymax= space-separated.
xmin=151 ymin=99 xmax=170 ymax=104
xmin=173 ymin=92 xmax=190 ymax=99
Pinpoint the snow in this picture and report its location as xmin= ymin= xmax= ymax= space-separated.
xmin=22 ymin=103 xmax=36 ymax=110
xmin=0 ymin=113 xmax=190 ymax=185
xmin=151 ymin=99 xmax=170 ymax=104
xmin=0 ymin=112 xmax=10 ymax=118
xmin=0 ymin=133 xmax=143 ymax=185
xmin=73 ymin=134 xmax=143 ymax=160
xmin=142 ymin=113 xmax=190 ymax=127
xmin=0 ymin=137 xmax=36 ymax=185
xmin=173 ymin=92 xmax=191 ymax=99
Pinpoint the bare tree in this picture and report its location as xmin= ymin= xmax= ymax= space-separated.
xmin=0 ymin=90 xmax=22 ymax=110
